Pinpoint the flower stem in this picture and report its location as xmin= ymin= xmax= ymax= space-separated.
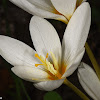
xmin=64 ymin=79 xmax=90 ymax=100
xmin=18 ymin=79 xmax=31 ymax=100
xmin=85 ymin=42 xmax=100 ymax=80
xmin=15 ymin=78 xmax=22 ymax=100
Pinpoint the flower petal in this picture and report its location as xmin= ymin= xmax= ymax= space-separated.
xmin=27 ymin=0 xmax=54 ymax=12
xmin=9 ymin=0 xmax=67 ymax=22
xmin=78 ymin=63 xmax=100 ymax=100
xmin=51 ymin=0 xmax=77 ymax=19
xmin=29 ymin=16 xmax=61 ymax=64
xmin=62 ymin=2 xmax=91 ymax=65
xmin=34 ymin=79 xmax=64 ymax=91
xmin=62 ymin=48 xmax=85 ymax=77
xmin=12 ymin=66 xmax=49 ymax=82
xmin=0 ymin=35 xmax=38 ymax=67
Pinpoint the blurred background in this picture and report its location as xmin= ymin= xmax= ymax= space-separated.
xmin=0 ymin=0 xmax=100 ymax=100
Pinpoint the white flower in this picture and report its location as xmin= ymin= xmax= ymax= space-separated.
xmin=0 ymin=3 xmax=90 ymax=91
xmin=9 ymin=0 xmax=86 ymax=23
xmin=78 ymin=63 xmax=100 ymax=100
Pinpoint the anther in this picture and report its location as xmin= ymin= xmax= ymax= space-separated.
xmin=45 ymin=53 xmax=49 ymax=61
xmin=35 ymin=64 xmax=43 ymax=67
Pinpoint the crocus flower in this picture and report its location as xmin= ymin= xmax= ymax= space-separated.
xmin=9 ymin=0 xmax=86 ymax=23
xmin=0 ymin=2 xmax=90 ymax=91
xmin=78 ymin=63 xmax=100 ymax=100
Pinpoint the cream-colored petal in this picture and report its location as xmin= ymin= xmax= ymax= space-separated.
xmin=62 ymin=48 xmax=85 ymax=78
xmin=51 ymin=0 xmax=77 ymax=20
xmin=29 ymin=16 xmax=61 ymax=64
xmin=78 ymin=63 xmax=100 ymax=100
xmin=34 ymin=79 xmax=64 ymax=91
xmin=11 ymin=66 xmax=49 ymax=82
xmin=9 ymin=0 xmax=67 ymax=22
xmin=62 ymin=2 xmax=91 ymax=65
xmin=27 ymin=0 xmax=54 ymax=12
xmin=0 ymin=35 xmax=38 ymax=67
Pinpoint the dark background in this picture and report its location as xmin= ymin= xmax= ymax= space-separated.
xmin=0 ymin=0 xmax=100 ymax=100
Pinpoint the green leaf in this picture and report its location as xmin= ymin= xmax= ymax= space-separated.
xmin=44 ymin=91 xmax=62 ymax=100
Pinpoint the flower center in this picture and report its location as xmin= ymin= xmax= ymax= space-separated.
xmin=35 ymin=52 xmax=62 ymax=80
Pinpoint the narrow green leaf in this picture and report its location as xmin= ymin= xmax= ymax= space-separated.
xmin=44 ymin=91 xmax=62 ymax=100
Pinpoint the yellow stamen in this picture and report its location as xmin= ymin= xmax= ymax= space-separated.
xmin=34 ymin=52 xmax=66 ymax=80
xmin=35 ymin=54 xmax=45 ymax=64
xmin=50 ymin=52 xmax=59 ymax=70
xmin=35 ymin=64 xmax=43 ymax=67
xmin=45 ymin=53 xmax=49 ymax=61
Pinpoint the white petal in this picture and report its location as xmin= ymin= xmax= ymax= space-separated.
xmin=34 ymin=79 xmax=64 ymax=91
xmin=0 ymin=35 xmax=38 ymax=67
xmin=9 ymin=0 xmax=67 ymax=22
xmin=27 ymin=0 xmax=54 ymax=12
xmin=29 ymin=16 xmax=61 ymax=64
xmin=78 ymin=63 xmax=100 ymax=100
xmin=63 ymin=48 xmax=85 ymax=77
xmin=12 ymin=66 xmax=49 ymax=82
xmin=51 ymin=0 xmax=77 ymax=19
xmin=62 ymin=2 xmax=91 ymax=65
